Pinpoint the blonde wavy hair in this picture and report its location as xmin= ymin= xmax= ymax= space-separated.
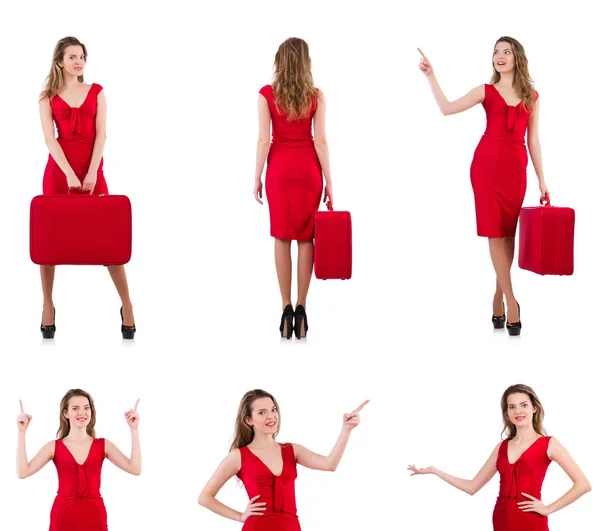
xmin=41 ymin=36 xmax=88 ymax=101
xmin=491 ymin=36 xmax=536 ymax=112
xmin=272 ymin=38 xmax=318 ymax=121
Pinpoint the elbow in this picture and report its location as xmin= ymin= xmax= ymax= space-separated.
xmin=314 ymin=137 xmax=328 ymax=148
xmin=257 ymin=137 xmax=270 ymax=147
xmin=440 ymin=108 xmax=452 ymax=117
xmin=581 ymin=480 xmax=592 ymax=494
xmin=198 ymin=493 xmax=210 ymax=507
xmin=17 ymin=471 xmax=28 ymax=480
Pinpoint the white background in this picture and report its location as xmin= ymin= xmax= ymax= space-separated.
xmin=0 ymin=0 xmax=598 ymax=529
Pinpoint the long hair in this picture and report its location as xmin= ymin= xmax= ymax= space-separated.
xmin=490 ymin=36 xmax=536 ymax=112
xmin=41 ymin=36 xmax=88 ymax=101
xmin=272 ymin=38 xmax=318 ymax=121
xmin=230 ymin=389 xmax=280 ymax=451
xmin=57 ymin=389 xmax=96 ymax=439
xmin=501 ymin=384 xmax=546 ymax=439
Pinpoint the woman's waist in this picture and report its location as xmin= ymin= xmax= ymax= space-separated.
xmin=54 ymin=492 xmax=104 ymax=502
xmin=480 ymin=132 xmax=526 ymax=146
xmin=271 ymin=139 xmax=315 ymax=148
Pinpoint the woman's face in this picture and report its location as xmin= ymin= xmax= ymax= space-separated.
xmin=246 ymin=397 xmax=279 ymax=435
xmin=59 ymin=45 xmax=86 ymax=77
xmin=506 ymin=392 xmax=536 ymax=428
xmin=63 ymin=395 xmax=92 ymax=429
xmin=493 ymin=41 xmax=515 ymax=74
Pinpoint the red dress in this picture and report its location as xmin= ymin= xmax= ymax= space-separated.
xmin=237 ymin=443 xmax=300 ymax=531
xmin=493 ymin=436 xmax=552 ymax=531
xmin=260 ymin=85 xmax=323 ymax=241
xmin=50 ymin=438 xmax=107 ymax=531
xmin=43 ymin=83 xmax=108 ymax=195
xmin=470 ymin=84 xmax=537 ymax=238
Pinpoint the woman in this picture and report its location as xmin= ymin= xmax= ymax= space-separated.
xmin=408 ymin=384 xmax=591 ymax=530
xmin=16 ymin=389 xmax=141 ymax=531
xmin=418 ymin=37 xmax=550 ymax=335
xmin=39 ymin=36 xmax=136 ymax=339
xmin=254 ymin=37 xmax=333 ymax=339
xmin=199 ymin=389 xmax=368 ymax=529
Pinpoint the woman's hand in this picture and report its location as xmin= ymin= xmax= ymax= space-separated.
xmin=254 ymin=180 xmax=263 ymax=205
xmin=539 ymin=181 xmax=550 ymax=203
xmin=323 ymin=182 xmax=333 ymax=207
xmin=342 ymin=399 xmax=369 ymax=431
xmin=124 ymin=399 xmax=140 ymax=430
xmin=418 ymin=48 xmax=434 ymax=77
xmin=518 ymin=493 xmax=550 ymax=516
xmin=67 ymin=172 xmax=83 ymax=192
xmin=17 ymin=400 xmax=32 ymax=432
xmin=82 ymin=171 xmax=97 ymax=194
xmin=407 ymin=464 xmax=436 ymax=475
xmin=240 ymin=495 xmax=266 ymax=522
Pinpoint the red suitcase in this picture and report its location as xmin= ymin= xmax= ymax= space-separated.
xmin=518 ymin=197 xmax=574 ymax=276
xmin=30 ymin=194 xmax=132 ymax=266
xmin=314 ymin=201 xmax=352 ymax=280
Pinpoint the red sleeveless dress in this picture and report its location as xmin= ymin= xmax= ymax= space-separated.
xmin=50 ymin=438 xmax=107 ymax=531
xmin=493 ymin=436 xmax=552 ymax=531
xmin=259 ymin=85 xmax=323 ymax=241
xmin=43 ymin=83 xmax=109 ymax=196
xmin=470 ymin=84 xmax=537 ymax=238
xmin=237 ymin=443 xmax=300 ymax=530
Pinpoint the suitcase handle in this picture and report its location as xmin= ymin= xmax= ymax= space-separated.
xmin=540 ymin=194 xmax=551 ymax=207
xmin=326 ymin=200 xmax=334 ymax=212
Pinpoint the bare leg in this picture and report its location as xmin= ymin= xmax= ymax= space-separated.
xmin=493 ymin=237 xmax=515 ymax=315
xmin=107 ymin=266 xmax=135 ymax=326
xmin=274 ymin=239 xmax=292 ymax=310
xmin=296 ymin=240 xmax=313 ymax=308
xmin=40 ymin=265 xmax=56 ymax=325
xmin=489 ymin=237 xmax=519 ymax=322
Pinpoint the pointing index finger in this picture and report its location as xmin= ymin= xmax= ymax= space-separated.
xmin=352 ymin=399 xmax=370 ymax=414
xmin=19 ymin=400 xmax=24 ymax=414
xmin=417 ymin=48 xmax=427 ymax=60
xmin=133 ymin=399 xmax=140 ymax=412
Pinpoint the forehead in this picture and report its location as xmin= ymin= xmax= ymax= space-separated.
xmin=252 ymin=397 xmax=275 ymax=411
xmin=507 ymin=392 xmax=530 ymax=405
xmin=63 ymin=45 xmax=84 ymax=57
xmin=68 ymin=396 xmax=90 ymax=407
xmin=495 ymin=41 xmax=513 ymax=51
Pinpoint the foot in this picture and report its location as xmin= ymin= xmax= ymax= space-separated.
xmin=492 ymin=294 xmax=505 ymax=317
xmin=507 ymin=301 xmax=520 ymax=323
xmin=121 ymin=304 xmax=135 ymax=327
xmin=42 ymin=304 xmax=55 ymax=326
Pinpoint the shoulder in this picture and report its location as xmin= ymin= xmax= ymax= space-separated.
xmin=45 ymin=440 xmax=57 ymax=453
xmin=259 ymin=84 xmax=273 ymax=97
xmin=91 ymin=82 xmax=104 ymax=92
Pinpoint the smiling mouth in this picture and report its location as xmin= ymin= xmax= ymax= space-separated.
xmin=266 ymin=421 xmax=276 ymax=427
xmin=515 ymin=416 xmax=525 ymax=421
xmin=76 ymin=417 xmax=87 ymax=422
xmin=497 ymin=62 xmax=506 ymax=66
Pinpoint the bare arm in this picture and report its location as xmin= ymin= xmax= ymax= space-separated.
xmin=17 ymin=437 xmax=54 ymax=479
xmin=294 ymin=428 xmax=351 ymax=472
xmin=105 ymin=435 xmax=141 ymax=476
xmin=88 ymin=89 xmax=107 ymax=175
xmin=253 ymin=94 xmax=271 ymax=204
xmin=526 ymin=98 xmax=549 ymax=198
xmin=39 ymin=97 xmax=78 ymax=185
xmin=313 ymin=91 xmax=332 ymax=184
xmin=198 ymin=450 xmax=247 ymax=522
xmin=409 ymin=443 xmax=500 ymax=496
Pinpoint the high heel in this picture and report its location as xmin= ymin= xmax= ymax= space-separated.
xmin=120 ymin=307 xmax=136 ymax=340
xmin=294 ymin=305 xmax=308 ymax=339
xmin=492 ymin=302 xmax=506 ymax=329
xmin=40 ymin=307 xmax=56 ymax=339
xmin=506 ymin=302 xmax=521 ymax=336
xmin=280 ymin=305 xmax=294 ymax=340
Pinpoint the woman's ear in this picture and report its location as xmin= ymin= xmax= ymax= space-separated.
xmin=245 ymin=416 xmax=253 ymax=427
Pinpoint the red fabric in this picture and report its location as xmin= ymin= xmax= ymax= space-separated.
xmin=50 ymin=438 xmax=107 ymax=531
xmin=260 ymin=85 xmax=323 ymax=241
xmin=30 ymin=195 xmax=132 ymax=265
xmin=493 ymin=436 xmax=552 ymax=531
xmin=43 ymin=83 xmax=108 ymax=196
xmin=314 ymin=208 xmax=352 ymax=280
xmin=518 ymin=202 xmax=575 ymax=275
xmin=470 ymin=85 xmax=537 ymax=238
xmin=237 ymin=443 xmax=300 ymax=531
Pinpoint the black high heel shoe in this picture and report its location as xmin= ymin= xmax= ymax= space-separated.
xmin=506 ymin=302 xmax=522 ymax=336
xmin=294 ymin=305 xmax=308 ymax=339
xmin=120 ymin=307 xmax=136 ymax=340
xmin=492 ymin=302 xmax=506 ymax=329
xmin=40 ymin=307 xmax=56 ymax=339
xmin=280 ymin=304 xmax=294 ymax=340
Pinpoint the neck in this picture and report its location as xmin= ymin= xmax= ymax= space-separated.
xmin=63 ymin=74 xmax=81 ymax=88
xmin=249 ymin=432 xmax=278 ymax=449
xmin=513 ymin=425 xmax=537 ymax=442
xmin=498 ymin=72 xmax=514 ymax=86
xmin=65 ymin=426 xmax=91 ymax=441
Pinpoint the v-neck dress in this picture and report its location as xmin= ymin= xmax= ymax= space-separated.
xmin=469 ymin=84 xmax=538 ymax=238
xmin=237 ymin=443 xmax=300 ymax=530
xmin=50 ymin=438 xmax=107 ymax=531
xmin=43 ymin=83 xmax=109 ymax=195
xmin=493 ymin=436 xmax=552 ymax=531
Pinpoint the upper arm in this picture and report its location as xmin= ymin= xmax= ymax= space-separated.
xmin=548 ymin=437 xmax=590 ymax=488
xmin=527 ymin=97 xmax=540 ymax=143
xmin=39 ymin=98 xmax=56 ymax=142
xmin=95 ymin=89 xmax=107 ymax=135
xmin=293 ymin=443 xmax=331 ymax=471
xmin=313 ymin=91 xmax=326 ymax=144
xmin=23 ymin=440 xmax=55 ymax=478
xmin=105 ymin=438 xmax=136 ymax=474
xmin=445 ymin=85 xmax=485 ymax=116
xmin=257 ymin=94 xmax=271 ymax=142
xmin=471 ymin=443 xmax=501 ymax=493
xmin=199 ymin=450 xmax=241 ymax=499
